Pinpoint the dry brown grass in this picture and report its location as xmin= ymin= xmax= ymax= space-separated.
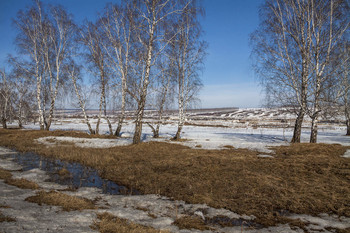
xmin=325 ymin=227 xmax=350 ymax=233
xmin=5 ymin=178 xmax=40 ymax=190
xmin=0 ymin=167 xmax=39 ymax=189
xmin=92 ymin=212 xmax=169 ymax=233
xmin=0 ymin=205 xmax=11 ymax=208
xmin=57 ymin=168 xmax=71 ymax=177
xmin=173 ymin=216 xmax=212 ymax=231
xmin=0 ymin=211 xmax=16 ymax=223
xmin=0 ymin=168 xmax=12 ymax=180
xmin=25 ymin=190 xmax=96 ymax=211
xmin=1 ymin=129 xmax=349 ymax=227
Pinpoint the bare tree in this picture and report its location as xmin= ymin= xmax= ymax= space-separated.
xmin=252 ymin=0 xmax=349 ymax=143
xmin=0 ymin=69 xmax=12 ymax=129
xmin=67 ymin=62 xmax=94 ymax=134
xmin=80 ymin=21 xmax=113 ymax=135
xmin=341 ymin=45 xmax=350 ymax=136
xmin=307 ymin=0 xmax=349 ymax=143
xmin=129 ymin=0 xmax=189 ymax=144
xmin=13 ymin=0 xmax=46 ymax=130
xmin=42 ymin=5 xmax=76 ymax=130
xmin=146 ymin=56 xmax=175 ymax=138
xmin=170 ymin=1 xmax=206 ymax=140
xmin=10 ymin=66 xmax=35 ymax=128
xmin=100 ymin=2 xmax=134 ymax=136
xmin=252 ymin=0 xmax=319 ymax=143
xmin=13 ymin=0 xmax=75 ymax=131
xmin=335 ymin=41 xmax=350 ymax=135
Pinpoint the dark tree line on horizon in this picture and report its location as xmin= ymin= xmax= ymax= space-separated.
xmin=1 ymin=0 xmax=349 ymax=144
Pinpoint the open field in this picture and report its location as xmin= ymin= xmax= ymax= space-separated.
xmin=1 ymin=108 xmax=350 ymax=232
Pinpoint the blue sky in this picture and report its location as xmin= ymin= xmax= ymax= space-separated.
xmin=0 ymin=0 xmax=264 ymax=108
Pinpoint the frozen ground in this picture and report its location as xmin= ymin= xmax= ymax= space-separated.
xmin=1 ymin=147 xmax=349 ymax=233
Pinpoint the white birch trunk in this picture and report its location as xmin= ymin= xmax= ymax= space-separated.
xmin=115 ymin=75 xmax=126 ymax=136
xmin=71 ymin=71 xmax=94 ymax=134
xmin=36 ymin=75 xmax=45 ymax=130
xmin=133 ymin=20 xmax=155 ymax=144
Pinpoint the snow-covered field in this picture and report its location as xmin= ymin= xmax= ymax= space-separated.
xmin=25 ymin=108 xmax=349 ymax=153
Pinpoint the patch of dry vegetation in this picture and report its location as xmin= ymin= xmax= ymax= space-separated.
xmin=25 ymin=190 xmax=96 ymax=211
xmin=1 ymin=129 xmax=350 ymax=227
xmin=173 ymin=216 xmax=212 ymax=231
xmin=0 ymin=211 xmax=16 ymax=223
xmin=0 ymin=205 xmax=11 ymax=208
xmin=5 ymin=178 xmax=40 ymax=190
xmin=325 ymin=227 xmax=350 ymax=233
xmin=0 ymin=168 xmax=12 ymax=180
xmin=92 ymin=212 xmax=168 ymax=233
xmin=223 ymin=145 xmax=235 ymax=149
xmin=0 ymin=167 xmax=39 ymax=189
xmin=57 ymin=168 xmax=71 ymax=177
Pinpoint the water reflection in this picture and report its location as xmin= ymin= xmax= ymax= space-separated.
xmin=1 ymin=152 xmax=139 ymax=195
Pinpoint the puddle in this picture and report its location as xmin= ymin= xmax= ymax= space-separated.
xmin=0 ymin=151 xmax=139 ymax=195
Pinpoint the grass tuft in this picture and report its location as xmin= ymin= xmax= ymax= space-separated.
xmin=173 ymin=216 xmax=212 ymax=231
xmin=0 ymin=211 xmax=16 ymax=222
xmin=57 ymin=168 xmax=71 ymax=177
xmin=0 ymin=168 xmax=12 ymax=180
xmin=5 ymin=178 xmax=40 ymax=190
xmin=92 ymin=212 xmax=168 ymax=233
xmin=25 ymin=190 xmax=96 ymax=211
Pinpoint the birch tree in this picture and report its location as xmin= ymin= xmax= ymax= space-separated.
xmin=13 ymin=0 xmax=46 ymax=130
xmin=129 ymin=0 xmax=186 ymax=144
xmin=147 ymin=56 xmax=175 ymax=138
xmin=341 ymin=44 xmax=350 ymax=136
xmin=307 ymin=0 xmax=349 ymax=143
xmin=100 ymin=2 xmax=134 ymax=136
xmin=342 ymin=71 xmax=350 ymax=136
xmin=13 ymin=0 xmax=74 ymax=130
xmin=252 ymin=0 xmax=349 ymax=143
xmin=80 ymin=21 xmax=113 ymax=135
xmin=170 ymin=1 xmax=206 ymax=140
xmin=252 ymin=0 xmax=317 ymax=143
xmin=43 ymin=5 xmax=76 ymax=130
xmin=10 ymin=66 xmax=35 ymax=128
xmin=335 ymin=40 xmax=350 ymax=135
xmin=0 ymin=69 xmax=12 ymax=129
xmin=67 ymin=62 xmax=94 ymax=134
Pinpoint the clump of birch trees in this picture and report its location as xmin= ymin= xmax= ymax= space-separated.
xmin=251 ymin=0 xmax=349 ymax=142
xmin=1 ymin=0 xmax=206 ymax=144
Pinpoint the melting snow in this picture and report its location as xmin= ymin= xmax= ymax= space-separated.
xmin=35 ymin=136 xmax=132 ymax=148
xmin=1 ymin=147 xmax=349 ymax=232
xmin=343 ymin=149 xmax=350 ymax=158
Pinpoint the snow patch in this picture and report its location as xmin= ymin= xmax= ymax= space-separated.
xmin=289 ymin=213 xmax=350 ymax=231
xmin=257 ymin=154 xmax=274 ymax=158
xmin=35 ymin=136 xmax=132 ymax=148
xmin=343 ymin=149 xmax=350 ymax=158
